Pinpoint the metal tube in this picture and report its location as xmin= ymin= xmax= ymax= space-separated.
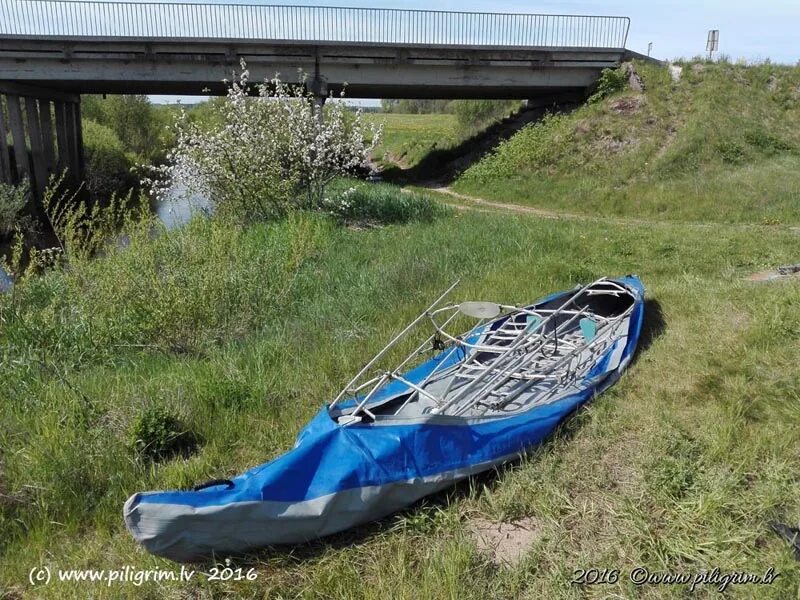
xmin=450 ymin=284 xmax=632 ymax=416
xmin=441 ymin=303 xmax=594 ymax=412
xmin=329 ymin=280 xmax=460 ymax=409
xmin=431 ymin=281 xmax=602 ymax=415
xmin=472 ymin=307 xmax=633 ymax=416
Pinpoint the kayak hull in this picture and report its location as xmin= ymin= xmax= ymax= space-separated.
xmin=124 ymin=276 xmax=645 ymax=561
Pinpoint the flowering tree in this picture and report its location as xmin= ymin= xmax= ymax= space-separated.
xmin=147 ymin=62 xmax=380 ymax=223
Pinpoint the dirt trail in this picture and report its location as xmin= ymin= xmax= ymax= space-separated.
xmin=427 ymin=185 xmax=589 ymax=221
xmin=418 ymin=184 xmax=800 ymax=235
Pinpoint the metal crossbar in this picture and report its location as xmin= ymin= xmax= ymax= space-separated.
xmin=0 ymin=1 xmax=631 ymax=48
xmin=330 ymin=279 xmax=635 ymax=423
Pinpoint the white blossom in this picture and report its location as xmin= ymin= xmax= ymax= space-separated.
xmin=142 ymin=63 xmax=381 ymax=223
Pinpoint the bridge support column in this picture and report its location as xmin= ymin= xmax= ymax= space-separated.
xmin=312 ymin=94 xmax=326 ymax=123
xmin=308 ymin=73 xmax=328 ymax=123
xmin=0 ymin=83 xmax=84 ymax=204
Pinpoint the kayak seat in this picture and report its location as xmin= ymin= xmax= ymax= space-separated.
xmin=525 ymin=314 xmax=541 ymax=331
xmin=580 ymin=318 xmax=597 ymax=342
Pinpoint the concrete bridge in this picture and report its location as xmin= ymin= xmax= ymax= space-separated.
xmin=0 ymin=1 xmax=635 ymax=198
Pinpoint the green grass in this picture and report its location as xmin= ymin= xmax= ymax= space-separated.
xmin=326 ymin=180 xmax=450 ymax=224
xmin=3 ymin=62 xmax=800 ymax=597
xmin=453 ymin=60 xmax=800 ymax=225
xmin=2 ymin=198 xmax=800 ymax=598
xmin=367 ymin=113 xmax=460 ymax=169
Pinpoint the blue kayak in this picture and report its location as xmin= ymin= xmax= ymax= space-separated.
xmin=125 ymin=276 xmax=645 ymax=561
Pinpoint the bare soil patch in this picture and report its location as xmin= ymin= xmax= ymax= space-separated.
xmin=747 ymin=264 xmax=800 ymax=282
xmin=469 ymin=516 xmax=540 ymax=566
xmin=609 ymin=96 xmax=643 ymax=116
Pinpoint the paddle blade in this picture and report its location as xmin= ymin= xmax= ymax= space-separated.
xmin=459 ymin=301 xmax=502 ymax=319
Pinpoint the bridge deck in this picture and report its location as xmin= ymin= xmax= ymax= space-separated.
xmin=0 ymin=2 xmax=632 ymax=98
xmin=0 ymin=37 xmax=625 ymax=97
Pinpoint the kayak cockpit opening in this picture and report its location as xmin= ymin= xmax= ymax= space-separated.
xmin=328 ymin=278 xmax=640 ymax=425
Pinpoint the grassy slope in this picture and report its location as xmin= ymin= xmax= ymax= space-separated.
xmin=367 ymin=113 xmax=460 ymax=169
xmin=454 ymin=61 xmax=800 ymax=225
xmin=2 ymin=207 xmax=800 ymax=598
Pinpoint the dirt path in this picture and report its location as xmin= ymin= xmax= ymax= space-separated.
xmin=378 ymin=148 xmax=799 ymax=234
xmin=417 ymin=183 xmax=800 ymax=235
xmin=427 ymin=185 xmax=589 ymax=221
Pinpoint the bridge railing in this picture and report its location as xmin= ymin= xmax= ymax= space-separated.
xmin=0 ymin=1 xmax=630 ymax=48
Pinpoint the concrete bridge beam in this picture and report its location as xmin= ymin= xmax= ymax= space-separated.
xmin=0 ymin=39 xmax=625 ymax=99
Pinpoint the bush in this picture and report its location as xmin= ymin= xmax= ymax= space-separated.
xmin=82 ymin=119 xmax=138 ymax=201
xmin=82 ymin=94 xmax=171 ymax=163
xmin=588 ymin=66 xmax=629 ymax=103
xmin=380 ymin=99 xmax=453 ymax=114
xmin=129 ymin=405 xmax=198 ymax=462
xmin=0 ymin=181 xmax=30 ymax=239
xmin=0 ymin=205 xmax=332 ymax=373
xmin=324 ymin=181 xmax=449 ymax=224
xmin=147 ymin=62 xmax=380 ymax=225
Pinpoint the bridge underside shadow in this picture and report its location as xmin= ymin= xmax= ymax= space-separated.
xmin=0 ymin=38 xmax=626 ymax=99
xmin=379 ymin=93 xmax=583 ymax=186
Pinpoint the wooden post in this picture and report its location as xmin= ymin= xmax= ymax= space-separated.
xmin=38 ymin=99 xmax=57 ymax=185
xmin=0 ymin=85 xmax=81 ymax=203
xmin=0 ymin=96 xmax=12 ymax=184
xmin=6 ymin=95 xmax=29 ymax=183
xmin=74 ymin=100 xmax=86 ymax=185
xmin=54 ymin=100 xmax=70 ymax=180
xmin=62 ymin=100 xmax=79 ymax=186
xmin=25 ymin=97 xmax=48 ymax=199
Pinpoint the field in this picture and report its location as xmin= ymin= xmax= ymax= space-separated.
xmin=367 ymin=113 xmax=460 ymax=169
xmin=2 ymin=61 xmax=800 ymax=599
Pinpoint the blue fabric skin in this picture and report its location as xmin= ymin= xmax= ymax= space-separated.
xmin=135 ymin=276 xmax=645 ymax=508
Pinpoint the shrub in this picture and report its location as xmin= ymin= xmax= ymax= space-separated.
xmin=129 ymin=405 xmax=198 ymax=462
xmin=147 ymin=61 xmax=380 ymax=225
xmin=82 ymin=119 xmax=138 ymax=201
xmin=0 ymin=181 xmax=30 ymax=240
xmin=82 ymin=94 xmax=170 ymax=163
xmin=324 ymin=181 xmax=449 ymax=224
xmin=0 ymin=204 xmax=332 ymax=373
xmin=588 ymin=66 xmax=629 ymax=103
xmin=380 ymin=99 xmax=453 ymax=114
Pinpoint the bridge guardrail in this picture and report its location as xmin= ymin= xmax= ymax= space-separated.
xmin=1 ymin=1 xmax=630 ymax=49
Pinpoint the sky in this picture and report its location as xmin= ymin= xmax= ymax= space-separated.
xmin=59 ymin=0 xmax=800 ymax=104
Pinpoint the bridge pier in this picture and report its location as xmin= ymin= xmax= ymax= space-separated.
xmin=307 ymin=74 xmax=328 ymax=122
xmin=0 ymin=83 xmax=84 ymax=204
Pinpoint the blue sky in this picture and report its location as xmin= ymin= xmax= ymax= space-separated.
xmin=135 ymin=0 xmax=799 ymax=62
xmin=112 ymin=0 xmax=798 ymax=103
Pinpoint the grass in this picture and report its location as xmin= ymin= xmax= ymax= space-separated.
xmin=325 ymin=180 xmax=450 ymax=225
xmin=453 ymin=60 xmax=800 ymax=225
xmin=3 ymin=62 xmax=800 ymax=597
xmin=2 ymin=197 xmax=800 ymax=598
xmin=367 ymin=113 xmax=460 ymax=169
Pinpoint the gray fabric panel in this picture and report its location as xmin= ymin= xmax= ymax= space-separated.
xmin=124 ymin=452 xmax=520 ymax=562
